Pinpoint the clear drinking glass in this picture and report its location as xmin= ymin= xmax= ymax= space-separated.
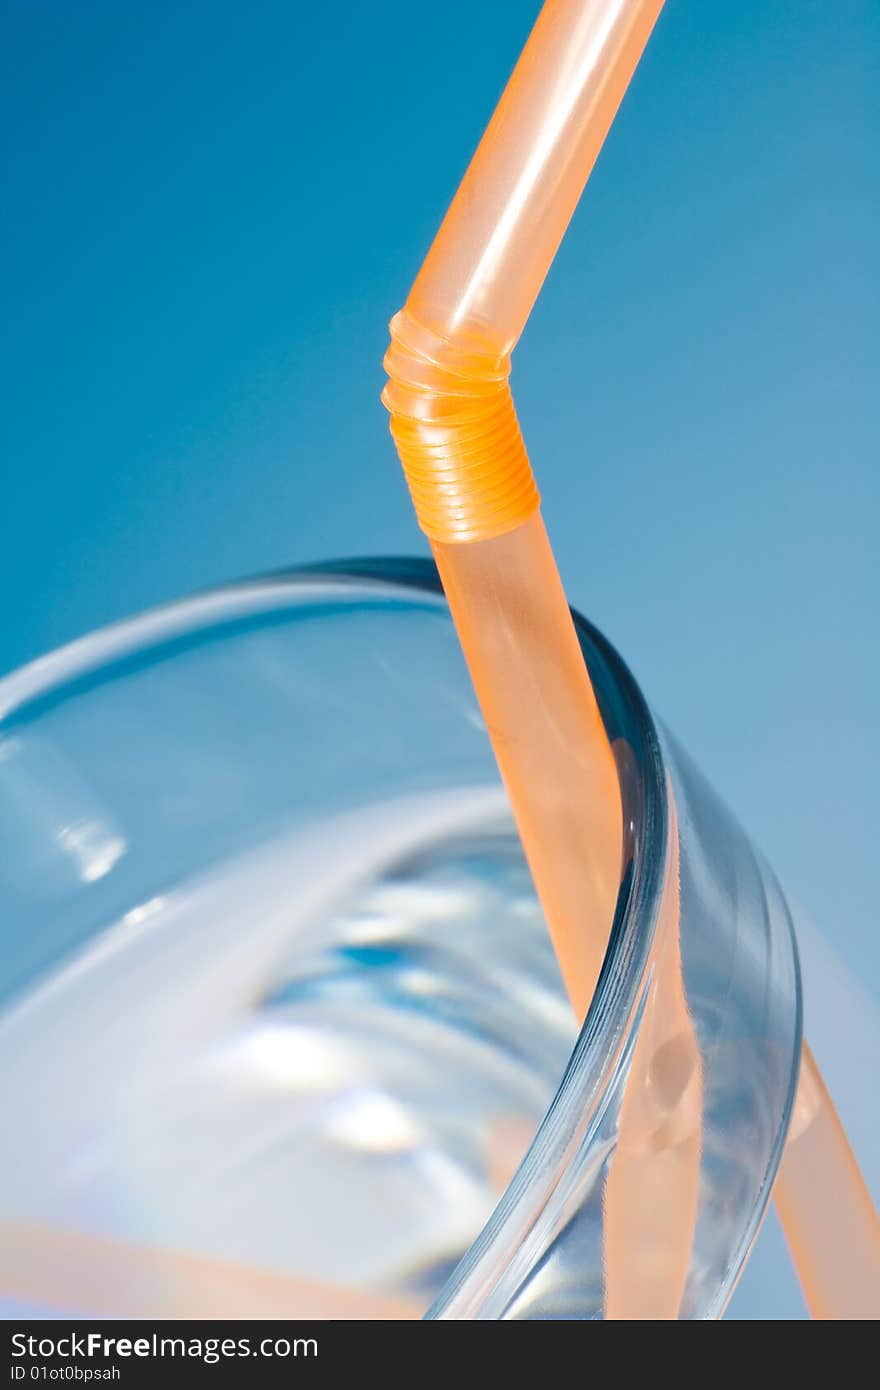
xmin=0 ymin=561 xmax=801 ymax=1319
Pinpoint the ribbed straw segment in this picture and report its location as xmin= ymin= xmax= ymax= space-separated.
xmin=382 ymin=309 xmax=539 ymax=543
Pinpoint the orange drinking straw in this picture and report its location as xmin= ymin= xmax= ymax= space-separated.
xmin=777 ymin=1046 xmax=880 ymax=1319
xmin=0 ymin=1218 xmax=418 ymax=1319
xmin=384 ymin=0 xmax=696 ymax=1318
xmin=384 ymin=0 xmax=879 ymax=1319
xmin=384 ymin=0 xmax=666 ymax=1021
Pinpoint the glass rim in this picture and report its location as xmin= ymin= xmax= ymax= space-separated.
xmin=0 ymin=556 xmax=672 ymax=1317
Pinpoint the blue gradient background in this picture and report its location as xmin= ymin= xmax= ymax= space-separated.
xmin=2 ymin=1 xmax=877 ymax=1318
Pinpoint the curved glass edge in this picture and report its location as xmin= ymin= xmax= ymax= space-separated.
xmin=0 ymin=558 xmax=670 ymax=1322
xmin=659 ymin=727 xmax=803 ymax=1320
xmin=0 ymin=562 xmax=445 ymax=728
xmin=0 ymin=559 xmax=804 ymax=1321
xmin=708 ymin=851 xmax=804 ymax=1320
